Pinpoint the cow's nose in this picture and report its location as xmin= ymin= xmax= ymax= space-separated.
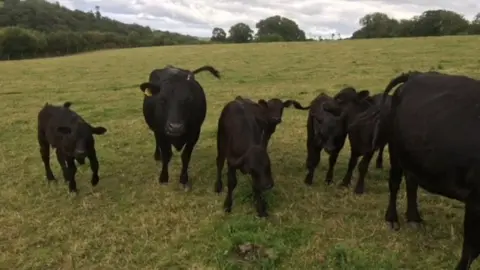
xmin=166 ymin=122 xmax=184 ymax=135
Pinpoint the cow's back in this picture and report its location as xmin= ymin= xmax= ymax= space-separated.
xmin=394 ymin=74 xmax=480 ymax=172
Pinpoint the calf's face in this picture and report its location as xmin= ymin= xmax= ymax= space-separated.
xmin=258 ymin=98 xmax=308 ymax=128
xmin=311 ymin=103 xmax=344 ymax=154
xmin=57 ymin=121 xmax=107 ymax=158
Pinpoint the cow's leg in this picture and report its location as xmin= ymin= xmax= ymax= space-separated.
xmin=179 ymin=132 xmax=200 ymax=191
xmin=325 ymin=152 xmax=338 ymax=185
xmin=304 ymin=139 xmax=322 ymax=186
xmin=153 ymin=134 xmax=162 ymax=161
xmin=404 ymin=172 xmax=423 ymax=227
xmin=354 ymin=151 xmax=374 ymax=194
xmin=253 ymin=180 xmax=268 ymax=217
xmin=66 ymin=157 xmax=78 ymax=193
xmin=385 ymin=143 xmax=403 ymax=230
xmin=340 ymin=152 xmax=359 ymax=187
xmin=38 ymin=133 xmax=55 ymax=181
xmin=158 ymin=133 xmax=172 ymax=184
xmin=456 ymin=198 xmax=480 ymax=270
xmin=55 ymin=149 xmax=69 ymax=182
xmin=88 ymin=148 xmax=100 ymax=186
xmin=224 ymin=166 xmax=237 ymax=213
xmin=215 ymin=132 xmax=226 ymax=193
xmin=376 ymin=145 xmax=385 ymax=169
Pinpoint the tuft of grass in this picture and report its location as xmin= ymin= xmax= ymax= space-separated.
xmin=1 ymin=35 xmax=480 ymax=269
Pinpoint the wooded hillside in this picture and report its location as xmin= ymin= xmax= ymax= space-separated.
xmin=0 ymin=0 xmax=204 ymax=60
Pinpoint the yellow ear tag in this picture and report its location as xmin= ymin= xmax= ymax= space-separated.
xmin=144 ymin=88 xmax=152 ymax=97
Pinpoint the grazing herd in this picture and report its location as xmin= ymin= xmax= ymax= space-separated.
xmin=36 ymin=64 xmax=480 ymax=269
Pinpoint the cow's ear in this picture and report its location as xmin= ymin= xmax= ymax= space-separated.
xmin=139 ymin=82 xmax=161 ymax=97
xmin=258 ymin=99 xmax=268 ymax=108
xmin=356 ymin=90 xmax=370 ymax=101
xmin=57 ymin=126 xmax=71 ymax=134
xmin=91 ymin=126 xmax=107 ymax=135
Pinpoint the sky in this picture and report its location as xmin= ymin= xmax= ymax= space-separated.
xmin=48 ymin=0 xmax=479 ymax=39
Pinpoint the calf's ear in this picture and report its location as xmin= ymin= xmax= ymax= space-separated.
xmin=356 ymin=90 xmax=370 ymax=101
xmin=57 ymin=126 xmax=72 ymax=134
xmin=258 ymin=99 xmax=268 ymax=108
xmin=91 ymin=126 xmax=107 ymax=135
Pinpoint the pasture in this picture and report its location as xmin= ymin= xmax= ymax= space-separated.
xmin=1 ymin=35 xmax=480 ymax=269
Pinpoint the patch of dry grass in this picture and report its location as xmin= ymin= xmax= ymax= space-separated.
xmin=1 ymin=35 xmax=480 ymax=269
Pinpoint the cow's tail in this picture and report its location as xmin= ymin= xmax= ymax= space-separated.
xmin=381 ymin=71 xmax=419 ymax=103
xmin=192 ymin=65 xmax=221 ymax=79
xmin=371 ymin=71 xmax=417 ymax=149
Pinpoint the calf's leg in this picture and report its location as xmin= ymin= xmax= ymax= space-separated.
xmin=38 ymin=135 xmax=55 ymax=181
xmin=340 ymin=151 xmax=359 ymax=187
xmin=88 ymin=148 xmax=100 ymax=186
xmin=55 ymin=149 xmax=69 ymax=182
xmin=215 ymin=138 xmax=226 ymax=193
xmin=224 ymin=166 xmax=237 ymax=213
xmin=354 ymin=151 xmax=374 ymax=194
xmin=66 ymin=157 xmax=78 ymax=193
xmin=253 ymin=181 xmax=268 ymax=217
xmin=325 ymin=152 xmax=338 ymax=185
xmin=304 ymin=140 xmax=322 ymax=185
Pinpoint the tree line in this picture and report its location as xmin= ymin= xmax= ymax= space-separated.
xmin=0 ymin=0 xmax=204 ymax=60
xmin=214 ymin=10 xmax=480 ymax=43
xmin=1 ymin=0 xmax=480 ymax=61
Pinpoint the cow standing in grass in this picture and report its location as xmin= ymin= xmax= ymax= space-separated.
xmin=379 ymin=71 xmax=480 ymax=270
xmin=215 ymin=97 xmax=274 ymax=217
xmin=234 ymin=96 xmax=310 ymax=148
xmin=139 ymin=65 xmax=220 ymax=190
xmin=304 ymin=93 xmax=347 ymax=186
xmin=330 ymin=88 xmax=392 ymax=194
xmin=37 ymin=102 xmax=107 ymax=193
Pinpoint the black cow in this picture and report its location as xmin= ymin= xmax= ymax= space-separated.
xmin=37 ymin=102 xmax=107 ymax=193
xmin=142 ymin=65 xmax=221 ymax=162
xmin=304 ymin=93 xmax=347 ymax=185
xmin=234 ymin=96 xmax=310 ymax=147
xmin=139 ymin=65 xmax=220 ymax=190
xmin=378 ymin=71 xmax=480 ymax=269
xmin=215 ymin=98 xmax=274 ymax=217
xmin=331 ymin=88 xmax=392 ymax=194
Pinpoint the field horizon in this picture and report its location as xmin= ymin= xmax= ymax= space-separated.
xmin=1 ymin=35 xmax=480 ymax=269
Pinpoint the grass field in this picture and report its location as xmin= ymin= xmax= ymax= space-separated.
xmin=2 ymin=35 xmax=480 ymax=270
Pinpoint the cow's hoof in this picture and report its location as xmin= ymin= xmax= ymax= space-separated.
xmin=407 ymin=221 xmax=424 ymax=231
xmin=387 ymin=221 xmax=400 ymax=231
xmin=183 ymin=184 xmax=191 ymax=192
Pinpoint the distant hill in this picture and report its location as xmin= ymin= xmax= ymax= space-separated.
xmin=0 ymin=0 xmax=207 ymax=60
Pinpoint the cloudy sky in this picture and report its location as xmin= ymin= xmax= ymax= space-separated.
xmin=49 ymin=0 xmax=479 ymax=38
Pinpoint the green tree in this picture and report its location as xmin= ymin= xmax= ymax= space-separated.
xmin=228 ymin=23 xmax=253 ymax=43
xmin=255 ymin=15 xmax=306 ymax=41
xmin=413 ymin=10 xmax=470 ymax=36
xmin=211 ymin=27 xmax=227 ymax=42
xmin=468 ymin=13 xmax=480 ymax=34
xmin=351 ymin=12 xmax=399 ymax=38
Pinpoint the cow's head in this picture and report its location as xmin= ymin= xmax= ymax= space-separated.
xmin=257 ymin=98 xmax=310 ymax=127
xmin=139 ymin=73 xmax=195 ymax=137
xmin=311 ymin=101 xmax=345 ymax=154
xmin=231 ymin=145 xmax=274 ymax=191
xmin=56 ymin=117 xmax=107 ymax=158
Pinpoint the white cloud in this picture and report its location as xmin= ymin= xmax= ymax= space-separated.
xmin=50 ymin=0 xmax=480 ymax=38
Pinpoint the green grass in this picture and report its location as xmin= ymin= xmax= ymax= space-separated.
xmin=1 ymin=35 xmax=480 ymax=270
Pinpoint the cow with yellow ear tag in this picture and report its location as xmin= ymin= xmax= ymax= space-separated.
xmin=138 ymin=64 xmax=221 ymax=191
